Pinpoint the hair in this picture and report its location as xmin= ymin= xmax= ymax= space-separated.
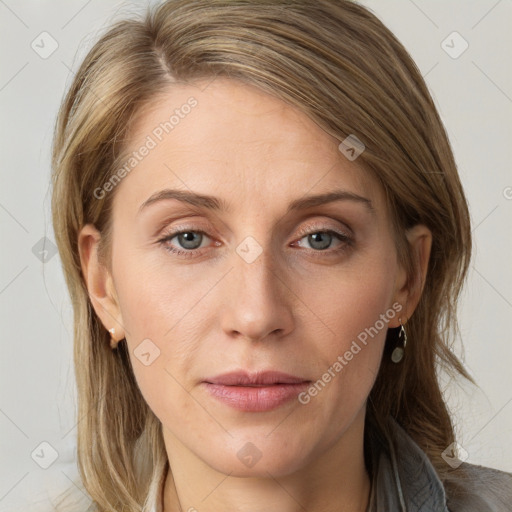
xmin=51 ymin=0 xmax=473 ymax=510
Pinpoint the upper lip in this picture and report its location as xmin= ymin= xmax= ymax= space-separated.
xmin=204 ymin=370 xmax=310 ymax=386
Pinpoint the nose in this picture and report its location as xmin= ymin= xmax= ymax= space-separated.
xmin=219 ymin=242 xmax=295 ymax=343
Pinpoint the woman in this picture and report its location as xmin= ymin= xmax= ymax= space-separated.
xmin=51 ymin=0 xmax=512 ymax=510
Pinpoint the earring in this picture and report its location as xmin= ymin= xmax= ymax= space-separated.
xmin=108 ymin=327 xmax=118 ymax=350
xmin=391 ymin=318 xmax=407 ymax=363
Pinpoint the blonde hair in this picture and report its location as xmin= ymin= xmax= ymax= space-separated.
xmin=51 ymin=0 xmax=472 ymax=510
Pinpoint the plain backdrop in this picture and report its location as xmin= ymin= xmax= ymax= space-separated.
xmin=1 ymin=0 xmax=511 ymax=510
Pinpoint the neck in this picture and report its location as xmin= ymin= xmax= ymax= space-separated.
xmin=162 ymin=411 xmax=371 ymax=512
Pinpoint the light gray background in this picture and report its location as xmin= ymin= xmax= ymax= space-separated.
xmin=1 ymin=0 xmax=511 ymax=510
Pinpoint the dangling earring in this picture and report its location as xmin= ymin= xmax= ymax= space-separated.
xmin=108 ymin=327 xmax=118 ymax=350
xmin=391 ymin=318 xmax=407 ymax=363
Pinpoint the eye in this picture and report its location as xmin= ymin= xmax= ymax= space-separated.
xmin=158 ymin=227 xmax=215 ymax=258
xmin=293 ymin=228 xmax=353 ymax=253
xmin=172 ymin=231 xmax=206 ymax=250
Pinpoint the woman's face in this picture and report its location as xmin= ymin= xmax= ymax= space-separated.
xmin=82 ymin=78 xmax=415 ymax=478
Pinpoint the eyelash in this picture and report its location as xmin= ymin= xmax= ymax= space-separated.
xmin=157 ymin=224 xmax=354 ymax=259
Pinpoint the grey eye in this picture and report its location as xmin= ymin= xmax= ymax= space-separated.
xmin=176 ymin=231 xmax=203 ymax=250
xmin=300 ymin=232 xmax=337 ymax=251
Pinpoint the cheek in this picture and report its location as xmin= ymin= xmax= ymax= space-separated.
xmin=113 ymin=243 xmax=212 ymax=339
xmin=303 ymin=253 xmax=397 ymax=350
xmin=111 ymin=248 xmax=219 ymax=415
xmin=295 ymin=252 xmax=397 ymax=409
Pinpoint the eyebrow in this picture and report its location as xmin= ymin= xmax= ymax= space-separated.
xmin=138 ymin=188 xmax=374 ymax=215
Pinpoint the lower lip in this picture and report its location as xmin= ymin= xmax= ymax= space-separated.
xmin=202 ymin=382 xmax=310 ymax=412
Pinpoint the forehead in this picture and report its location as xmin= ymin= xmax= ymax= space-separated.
xmin=113 ymin=77 xmax=382 ymax=217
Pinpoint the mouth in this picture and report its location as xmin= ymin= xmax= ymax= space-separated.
xmin=202 ymin=370 xmax=311 ymax=412
xmin=203 ymin=370 xmax=310 ymax=386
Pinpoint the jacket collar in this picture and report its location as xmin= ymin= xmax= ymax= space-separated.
xmin=367 ymin=416 xmax=449 ymax=511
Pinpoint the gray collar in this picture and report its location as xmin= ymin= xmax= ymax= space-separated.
xmin=366 ymin=416 xmax=449 ymax=512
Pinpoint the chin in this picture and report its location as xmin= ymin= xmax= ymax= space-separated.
xmin=199 ymin=435 xmax=315 ymax=478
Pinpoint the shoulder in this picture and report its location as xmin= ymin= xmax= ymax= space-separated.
xmin=377 ymin=417 xmax=512 ymax=512
xmin=443 ymin=462 xmax=512 ymax=512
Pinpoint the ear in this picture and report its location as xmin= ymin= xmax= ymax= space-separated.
xmin=77 ymin=224 xmax=125 ymax=342
xmin=390 ymin=224 xmax=432 ymax=327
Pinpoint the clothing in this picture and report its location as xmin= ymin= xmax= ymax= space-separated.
xmin=145 ymin=417 xmax=512 ymax=511
xmin=366 ymin=417 xmax=512 ymax=511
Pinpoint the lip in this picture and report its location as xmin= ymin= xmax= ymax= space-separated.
xmin=204 ymin=370 xmax=309 ymax=386
xmin=202 ymin=370 xmax=311 ymax=412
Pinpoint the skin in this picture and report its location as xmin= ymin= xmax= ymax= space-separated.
xmin=78 ymin=77 xmax=432 ymax=512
